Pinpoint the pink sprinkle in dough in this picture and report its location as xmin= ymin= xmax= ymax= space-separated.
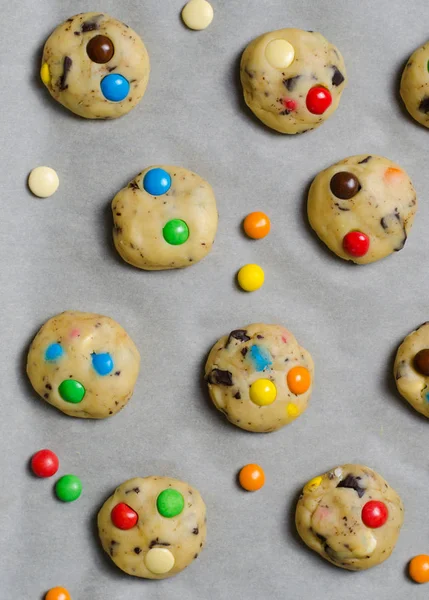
xmin=282 ymin=336 xmax=288 ymax=343
xmin=70 ymin=328 xmax=80 ymax=338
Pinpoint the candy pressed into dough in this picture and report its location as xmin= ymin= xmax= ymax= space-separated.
xmin=98 ymin=476 xmax=206 ymax=579
xmin=307 ymin=155 xmax=417 ymax=264
xmin=26 ymin=311 xmax=140 ymax=419
xmin=112 ymin=165 xmax=218 ymax=270
xmin=41 ymin=12 xmax=150 ymax=119
xmin=240 ymin=28 xmax=347 ymax=134
xmin=400 ymin=41 xmax=429 ymax=128
xmin=204 ymin=324 xmax=314 ymax=433
xmin=296 ymin=464 xmax=404 ymax=571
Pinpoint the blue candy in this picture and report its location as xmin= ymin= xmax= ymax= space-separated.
xmin=425 ymin=391 xmax=429 ymax=403
xmin=143 ymin=168 xmax=172 ymax=196
xmin=249 ymin=345 xmax=273 ymax=372
xmin=91 ymin=352 xmax=114 ymax=376
xmin=45 ymin=343 xmax=64 ymax=361
xmin=100 ymin=74 xmax=130 ymax=102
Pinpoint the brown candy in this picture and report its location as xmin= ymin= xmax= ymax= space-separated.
xmin=330 ymin=171 xmax=360 ymax=199
xmin=86 ymin=35 xmax=114 ymax=64
xmin=414 ymin=349 xmax=429 ymax=376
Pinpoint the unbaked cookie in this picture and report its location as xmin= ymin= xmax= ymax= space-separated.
xmin=307 ymin=155 xmax=417 ymax=264
xmin=240 ymin=28 xmax=347 ymax=134
xmin=400 ymin=41 xmax=429 ymax=128
xmin=394 ymin=322 xmax=429 ymax=417
xmin=98 ymin=476 xmax=206 ymax=579
xmin=295 ymin=464 xmax=404 ymax=571
xmin=112 ymin=165 xmax=218 ymax=270
xmin=40 ymin=12 xmax=150 ymax=119
xmin=27 ymin=311 xmax=140 ymax=419
xmin=204 ymin=324 xmax=313 ymax=433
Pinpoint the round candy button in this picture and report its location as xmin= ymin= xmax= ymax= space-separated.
xmin=157 ymin=489 xmax=185 ymax=518
xmin=237 ymin=264 xmax=265 ymax=292
xmin=58 ymin=380 xmax=85 ymax=404
xmin=249 ymin=379 xmax=277 ymax=406
xmin=163 ymin=219 xmax=189 ymax=245
xmin=361 ymin=500 xmax=388 ymax=528
xmin=91 ymin=352 xmax=114 ymax=376
xmin=28 ymin=166 xmax=59 ymax=198
xmin=55 ymin=474 xmax=82 ymax=502
xmin=145 ymin=547 xmax=175 ymax=574
xmin=330 ymin=172 xmax=360 ymax=199
xmin=409 ymin=554 xmax=429 ymax=584
xmin=239 ymin=463 xmax=265 ymax=491
xmin=182 ymin=0 xmax=214 ymax=30
xmin=306 ymin=86 xmax=332 ymax=115
xmin=143 ymin=168 xmax=172 ymax=196
xmin=45 ymin=343 xmax=63 ymax=361
xmin=86 ymin=35 xmax=114 ymax=64
xmin=304 ymin=475 xmax=322 ymax=493
xmin=414 ymin=349 xmax=429 ymax=376
xmin=31 ymin=449 xmax=59 ymax=478
xmin=111 ymin=503 xmax=138 ymax=530
xmin=100 ymin=74 xmax=130 ymax=102
xmin=287 ymin=366 xmax=311 ymax=395
xmin=265 ymin=39 xmax=295 ymax=69
xmin=243 ymin=211 xmax=271 ymax=239
xmin=45 ymin=587 xmax=71 ymax=600
xmin=343 ymin=231 xmax=370 ymax=257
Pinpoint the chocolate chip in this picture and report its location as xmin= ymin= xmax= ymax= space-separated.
xmin=331 ymin=66 xmax=345 ymax=86
xmin=149 ymin=538 xmax=170 ymax=549
xmin=244 ymin=67 xmax=254 ymax=79
xmin=334 ymin=203 xmax=350 ymax=212
xmin=107 ymin=66 xmax=117 ymax=72
xmin=414 ymin=349 xmax=429 ymax=376
xmin=256 ymin=335 xmax=264 ymax=339
xmin=283 ymin=75 xmax=300 ymax=91
xmin=207 ymin=369 xmax=233 ymax=386
xmin=194 ymin=553 xmax=198 ymax=559
xmin=234 ymin=391 xmax=241 ymax=399
xmin=330 ymin=172 xmax=360 ymax=199
xmin=134 ymin=547 xmax=141 ymax=554
xmin=115 ymin=371 xmax=121 ymax=376
xmin=227 ymin=329 xmax=250 ymax=345
xmin=241 ymin=347 xmax=248 ymax=357
xmin=44 ymin=393 xmax=49 ymax=399
xmin=125 ymin=487 xmax=140 ymax=494
xmin=419 ymin=97 xmax=429 ymax=114
xmin=192 ymin=527 xmax=199 ymax=535
xmin=81 ymin=15 xmax=103 ymax=32
xmin=45 ymin=383 xmax=52 ymax=390
xmin=59 ymin=56 xmax=72 ymax=91
xmin=358 ymin=156 xmax=372 ymax=164
xmin=337 ymin=474 xmax=365 ymax=498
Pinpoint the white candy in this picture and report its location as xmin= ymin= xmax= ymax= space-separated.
xmin=182 ymin=0 xmax=214 ymax=31
xmin=28 ymin=166 xmax=59 ymax=198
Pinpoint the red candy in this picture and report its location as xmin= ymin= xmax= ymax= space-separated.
xmin=31 ymin=449 xmax=59 ymax=478
xmin=343 ymin=231 xmax=370 ymax=257
xmin=111 ymin=503 xmax=138 ymax=530
xmin=361 ymin=500 xmax=388 ymax=528
xmin=282 ymin=98 xmax=297 ymax=111
xmin=306 ymin=86 xmax=332 ymax=115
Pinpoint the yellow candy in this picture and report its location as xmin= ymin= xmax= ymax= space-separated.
xmin=40 ymin=62 xmax=51 ymax=86
xmin=287 ymin=402 xmax=299 ymax=417
xmin=265 ymin=39 xmax=295 ymax=69
xmin=237 ymin=264 xmax=265 ymax=292
xmin=304 ymin=475 xmax=322 ymax=493
xmin=249 ymin=379 xmax=276 ymax=406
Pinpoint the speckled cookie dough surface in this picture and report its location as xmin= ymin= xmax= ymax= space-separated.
xmin=98 ymin=476 xmax=206 ymax=579
xmin=400 ymin=41 xmax=429 ymax=128
xmin=307 ymin=155 xmax=417 ymax=264
xmin=204 ymin=324 xmax=313 ymax=433
xmin=394 ymin=322 xmax=429 ymax=418
xmin=112 ymin=165 xmax=218 ymax=270
xmin=296 ymin=464 xmax=404 ymax=571
xmin=40 ymin=12 xmax=150 ymax=119
xmin=240 ymin=28 xmax=347 ymax=134
xmin=26 ymin=311 xmax=140 ymax=419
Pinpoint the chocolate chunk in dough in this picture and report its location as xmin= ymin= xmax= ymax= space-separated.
xmin=337 ymin=474 xmax=365 ymax=498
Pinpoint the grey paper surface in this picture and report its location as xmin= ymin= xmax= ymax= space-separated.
xmin=1 ymin=0 xmax=429 ymax=598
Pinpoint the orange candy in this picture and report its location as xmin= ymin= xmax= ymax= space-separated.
xmin=384 ymin=167 xmax=403 ymax=182
xmin=243 ymin=211 xmax=271 ymax=239
xmin=45 ymin=587 xmax=71 ymax=600
xmin=239 ymin=463 xmax=265 ymax=491
xmin=409 ymin=555 xmax=429 ymax=583
xmin=287 ymin=366 xmax=311 ymax=395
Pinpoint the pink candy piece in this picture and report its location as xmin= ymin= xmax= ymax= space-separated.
xmin=281 ymin=336 xmax=288 ymax=344
xmin=70 ymin=328 xmax=80 ymax=338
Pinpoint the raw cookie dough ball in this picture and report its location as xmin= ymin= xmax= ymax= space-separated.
xmin=400 ymin=41 xmax=429 ymax=128
xmin=112 ymin=166 xmax=218 ymax=270
xmin=40 ymin=12 xmax=150 ymax=119
xmin=27 ymin=311 xmax=140 ymax=419
xmin=204 ymin=324 xmax=314 ymax=432
xmin=296 ymin=464 xmax=404 ymax=571
xmin=98 ymin=476 xmax=206 ymax=579
xmin=394 ymin=322 xmax=429 ymax=417
xmin=240 ymin=28 xmax=347 ymax=134
xmin=307 ymin=155 xmax=417 ymax=264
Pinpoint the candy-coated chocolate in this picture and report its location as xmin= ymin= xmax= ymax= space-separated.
xmin=58 ymin=379 xmax=85 ymax=404
xmin=55 ymin=474 xmax=82 ymax=502
xmin=157 ymin=489 xmax=185 ymax=518
xmin=86 ymin=35 xmax=114 ymax=64
xmin=361 ymin=500 xmax=388 ymax=528
xmin=239 ymin=463 xmax=265 ymax=491
xmin=143 ymin=168 xmax=172 ymax=196
xmin=111 ymin=502 xmax=138 ymax=529
xmin=145 ymin=547 xmax=176 ymax=574
xmin=163 ymin=219 xmax=189 ymax=245
xmin=28 ymin=166 xmax=59 ymax=198
xmin=45 ymin=587 xmax=71 ymax=600
xmin=243 ymin=211 xmax=271 ymax=239
xmin=31 ymin=449 xmax=59 ymax=478
xmin=45 ymin=343 xmax=64 ymax=361
xmin=249 ymin=345 xmax=272 ymax=372
xmin=413 ymin=349 xmax=429 ymax=376
xmin=91 ymin=352 xmax=114 ymax=376
xmin=342 ymin=231 xmax=370 ymax=257
xmin=40 ymin=63 xmax=51 ymax=86
xmin=409 ymin=554 xmax=429 ymax=583
xmin=330 ymin=172 xmax=360 ymax=199
xmin=249 ymin=378 xmax=276 ymax=406
xmin=237 ymin=264 xmax=265 ymax=292
xmin=287 ymin=402 xmax=299 ymax=417
xmin=303 ymin=475 xmax=322 ymax=493
xmin=306 ymin=86 xmax=332 ymax=114
xmin=287 ymin=366 xmax=311 ymax=395
xmin=100 ymin=74 xmax=130 ymax=102
xmin=265 ymin=39 xmax=295 ymax=69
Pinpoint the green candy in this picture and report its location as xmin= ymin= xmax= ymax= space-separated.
xmin=157 ymin=489 xmax=184 ymax=518
xmin=55 ymin=474 xmax=82 ymax=502
xmin=58 ymin=379 xmax=85 ymax=403
xmin=162 ymin=219 xmax=189 ymax=245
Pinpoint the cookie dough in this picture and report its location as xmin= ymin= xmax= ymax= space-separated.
xmin=26 ymin=311 xmax=140 ymax=419
xmin=295 ymin=464 xmax=404 ymax=571
xmin=400 ymin=41 xmax=429 ymax=128
xmin=240 ymin=28 xmax=347 ymax=134
xmin=204 ymin=323 xmax=314 ymax=432
xmin=394 ymin=322 xmax=429 ymax=417
xmin=112 ymin=165 xmax=218 ymax=270
xmin=40 ymin=12 xmax=150 ymax=119
xmin=98 ymin=476 xmax=206 ymax=579
xmin=307 ymin=155 xmax=417 ymax=264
